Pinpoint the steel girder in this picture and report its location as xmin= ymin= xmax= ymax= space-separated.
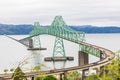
xmin=32 ymin=36 xmax=41 ymax=48
xmin=19 ymin=16 xmax=100 ymax=58
xmin=53 ymin=37 xmax=66 ymax=57
xmin=81 ymin=44 xmax=100 ymax=57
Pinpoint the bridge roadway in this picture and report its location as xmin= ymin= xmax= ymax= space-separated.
xmin=4 ymin=35 xmax=28 ymax=47
xmin=0 ymin=40 xmax=115 ymax=79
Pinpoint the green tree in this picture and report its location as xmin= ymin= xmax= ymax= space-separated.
xmin=11 ymin=56 xmax=30 ymax=80
xmin=12 ymin=67 xmax=27 ymax=80
xmin=10 ymin=68 xmax=15 ymax=73
xmin=32 ymin=65 xmax=41 ymax=72
xmin=101 ymin=75 xmax=113 ymax=80
xmin=101 ymin=54 xmax=120 ymax=80
xmin=82 ymin=50 xmax=120 ymax=80
xmin=67 ymin=71 xmax=81 ymax=80
xmin=35 ymin=76 xmax=45 ymax=80
xmin=86 ymin=73 xmax=100 ymax=80
xmin=3 ymin=69 xmax=8 ymax=74
xmin=44 ymin=75 xmax=57 ymax=80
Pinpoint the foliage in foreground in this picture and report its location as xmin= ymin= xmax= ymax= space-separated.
xmin=35 ymin=75 xmax=57 ymax=80
xmin=67 ymin=71 xmax=81 ymax=80
xmin=101 ymin=54 xmax=120 ymax=80
xmin=44 ymin=75 xmax=57 ymax=80
xmin=12 ymin=67 xmax=27 ymax=80
xmin=86 ymin=53 xmax=120 ymax=80
xmin=35 ymin=71 xmax=82 ymax=80
xmin=86 ymin=73 xmax=100 ymax=80
xmin=35 ymin=76 xmax=45 ymax=80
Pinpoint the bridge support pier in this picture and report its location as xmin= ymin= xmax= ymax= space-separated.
xmin=28 ymin=38 xmax=46 ymax=50
xmin=96 ymin=67 xmax=101 ymax=75
xmin=60 ymin=73 xmax=63 ymax=80
xmin=78 ymin=51 xmax=89 ymax=66
xmin=99 ymin=66 xmax=105 ymax=76
xmin=100 ymin=51 xmax=104 ymax=60
xmin=31 ymin=76 xmax=34 ymax=80
xmin=63 ymin=71 xmax=67 ymax=80
xmin=59 ymin=71 xmax=67 ymax=80
xmin=29 ymin=39 xmax=33 ymax=48
xmin=82 ymin=69 xmax=89 ymax=80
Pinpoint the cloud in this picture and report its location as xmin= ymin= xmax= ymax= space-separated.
xmin=0 ymin=0 xmax=120 ymax=26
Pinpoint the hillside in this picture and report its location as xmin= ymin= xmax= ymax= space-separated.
xmin=0 ymin=24 xmax=120 ymax=35
xmin=70 ymin=25 xmax=120 ymax=33
xmin=0 ymin=24 xmax=33 ymax=35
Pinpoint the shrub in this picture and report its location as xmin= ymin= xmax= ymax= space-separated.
xmin=35 ymin=76 xmax=45 ymax=80
xmin=44 ymin=75 xmax=57 ymax=80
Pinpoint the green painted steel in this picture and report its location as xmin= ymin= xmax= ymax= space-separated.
xmin=53 ymin=37 xmax=66 ymax=57
xmin=30 ymin=22 xmax=42 ymax=36
xmin=30 ymin=22 xmax=41 ymax=48
xmin=81 ymin=44 xmax=100 ymax=57
xmin=19 ymin=16 xmax=100 ymax=58
xmin=32 ymin=36 xmax=41 ymax=48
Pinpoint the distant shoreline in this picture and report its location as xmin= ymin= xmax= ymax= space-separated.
xmin=0 ymin=24 xmax=120 ymax=35
xmin=1 ymin=33 xmax=120 ymax=35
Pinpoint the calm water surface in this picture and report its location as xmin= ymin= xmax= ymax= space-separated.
xmin=0 ymin=34 xmax=120 ymax=73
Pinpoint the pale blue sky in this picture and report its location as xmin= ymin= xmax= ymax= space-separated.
xmin=0 ymin=0 xmax=120 ymax=26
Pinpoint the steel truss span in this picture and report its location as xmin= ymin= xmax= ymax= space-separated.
xmin=19 ymin=16 xmax=101 ymax=58
xmin=1 ymin=16 xmax=115 ymax=79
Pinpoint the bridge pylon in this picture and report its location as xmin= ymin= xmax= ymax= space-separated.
xmin=53 ymin=37 xmax=66 ymax=57
xmin=32 ymin=35 xmax=41 ymax=48
xmin=28 ymin=22 xmax=46 ymax=50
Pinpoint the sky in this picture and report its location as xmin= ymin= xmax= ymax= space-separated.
xmin=0 ymin=0 xmax=120 ymax=26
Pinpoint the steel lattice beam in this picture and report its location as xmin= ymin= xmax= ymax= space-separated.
xmin=53 ymin=37 xmax=66 ymax=57
xmin=19 ymin=16 xmax=100 ymax=58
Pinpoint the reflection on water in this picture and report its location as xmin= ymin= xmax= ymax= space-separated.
xmin=27 ymin=47 xmax=67 ymax=70
xmin=31 ymin=51 xmax=41 ymax=66
xmin=30 ymin=50 xmax=67 ymax=71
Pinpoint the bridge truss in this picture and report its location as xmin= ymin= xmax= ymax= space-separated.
xmin=19 ymin=16 xmax=100 ymax=58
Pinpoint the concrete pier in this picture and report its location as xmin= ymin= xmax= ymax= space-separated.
xmin=60 ymin=73 xmax=63 ymax=80
xmin=82 ymin=69 xmax=89 ymax=80
xmin=27 ymin=48 xmax=47 ymax=50
xmin=78 ymin=51 xmax=89 ymax=66
xmin=59 ymin=71 xmax=67 ymax=80
xmin=99 ymin=66 xmax=105 ymax=76
xmin=31 ymin=76 xmax=34 ymax=80
xmin=63 ymin=71 xmax=67 ymax=80
xmin=28 ymin=39 xmax=47 ymax=50
xmin=100 ymin=51 xmax=104 ymax=60
xmin=44 ymin=57 xmax=74 ymax=61
xmin=29 ymin=39 xmax=33 ymax=48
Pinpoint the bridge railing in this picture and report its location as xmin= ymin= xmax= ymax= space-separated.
xmin=80 ymin=44 xmax=100 ymax=57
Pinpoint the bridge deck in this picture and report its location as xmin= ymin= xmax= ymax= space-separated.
xmin=2 ymin=16 xmax=115 ymax=79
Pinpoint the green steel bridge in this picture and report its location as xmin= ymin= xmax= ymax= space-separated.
xmin=1 ymin=16 xmax=115 ymax=80
xmin=19 ymin=16 xmax=101 ymax=58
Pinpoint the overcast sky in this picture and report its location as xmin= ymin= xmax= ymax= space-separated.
xmin=0 ymin=0 xmax=120 ymax=26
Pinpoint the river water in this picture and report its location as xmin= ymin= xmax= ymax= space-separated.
xmin=0 ymin=34 xmax=120 ymax=73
